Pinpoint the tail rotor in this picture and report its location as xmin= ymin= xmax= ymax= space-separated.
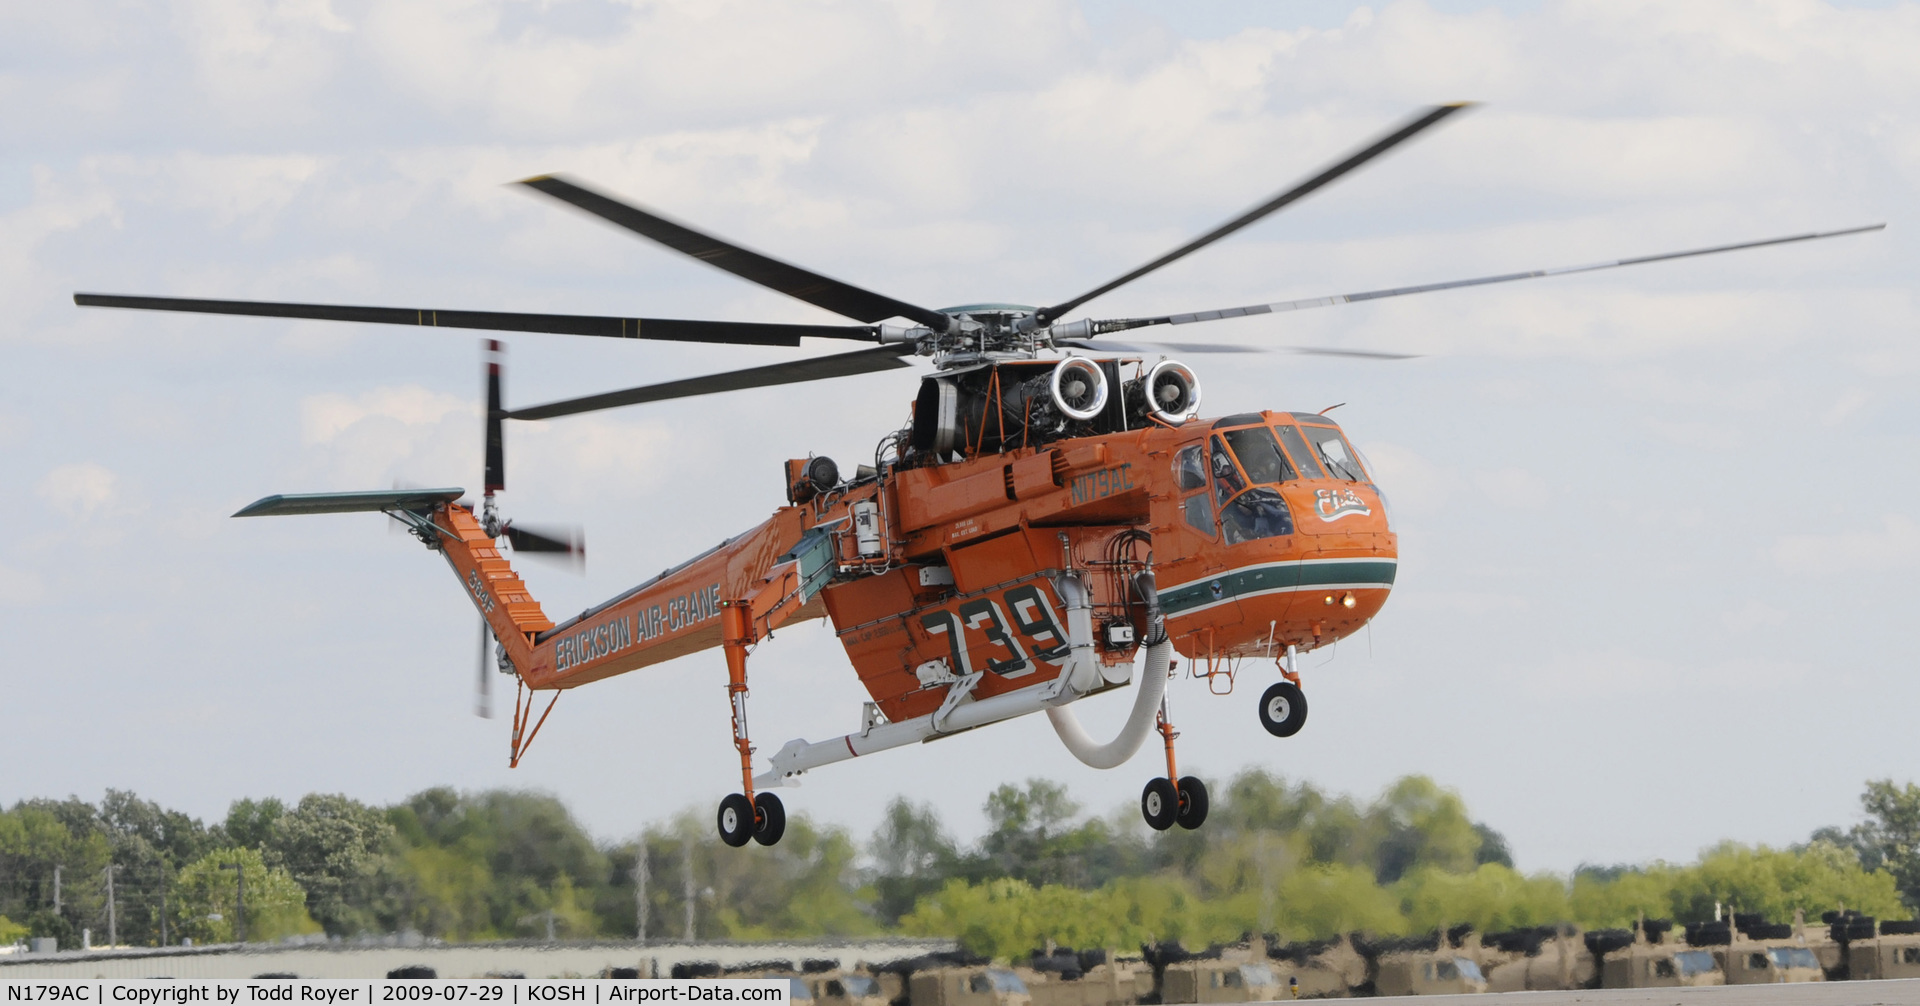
xmin=471 ymin=339 xmax=584 ymax=717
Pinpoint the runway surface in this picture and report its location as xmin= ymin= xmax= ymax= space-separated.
xmin=1348 ymin=979 xmax=1920 ymax=1005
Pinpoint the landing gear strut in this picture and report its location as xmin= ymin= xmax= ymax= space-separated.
xmin=1140 ymin=692 xmax=1207 ymax=831
xmin=715 ymin=600 xmax=785 ymax=847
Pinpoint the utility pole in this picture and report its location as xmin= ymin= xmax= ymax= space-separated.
xmin=634 ymin=848 xmax=649 ymax=943
xmin=160 ymin=863 xmax=169 ymax=947
xmin=104 ymin=864 xmax=117 ymax=947
xmin=681 ymin=843 xmax=695 ymax=942
xmin=52 ymin=865 xmax=62 ymax=913
xmin=220 ymin=863 xmax=246 ymax=943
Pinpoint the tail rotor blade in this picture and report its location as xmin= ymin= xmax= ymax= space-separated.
xmin=503 ymin=521 xmax=586 ymax=569
xmin=476 ymin=618 xmax=494 ymax=719
xmin=484 ymin=340 xmax=505 ymax=497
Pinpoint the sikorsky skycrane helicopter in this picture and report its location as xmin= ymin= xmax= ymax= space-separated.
xmin=76 ymin=104 xmax=1882 ymax=847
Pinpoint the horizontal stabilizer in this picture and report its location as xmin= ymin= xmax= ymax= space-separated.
xmin=233 ymin=488 xmax=465 ymax=518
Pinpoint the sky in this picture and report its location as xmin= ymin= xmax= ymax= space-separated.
xmin=3 ymin=0 xmax=1917 ymax=875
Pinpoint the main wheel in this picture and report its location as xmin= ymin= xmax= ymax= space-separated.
xmin=1259 ymin=681 xmax=1308 ymax=737
xmin=752 ymin=791 xmax=786 ymax=846
xmin=1141 ymin=777 xmax=1178 ymax=831
xmin=1175 ymin=776 xmax=1209 ymax=830
xmin=716 ymin=793 xmax=754 ymax=847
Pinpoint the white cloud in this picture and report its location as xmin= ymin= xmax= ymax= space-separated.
xmin=36 ymin=462 xmax=119 ymax=520
xmin=0 ymin=562 xmax=47 ymax=603
xmin=302 ymin=385 xmax=472 ymax=445
xmin=1357 ymin=440 xmax=1456 ymax=516
xmin=1822 ymin=388 xmax=1869 ymax=426
xmin=1772 ymin=513 xmax=1920 ymax=574
xmin=1472 ymin=467 xmax=1551 ymax=509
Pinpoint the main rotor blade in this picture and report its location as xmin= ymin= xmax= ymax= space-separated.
xmin=72 ymin=293 xmax=881 ymax=346
xmin=1097 ymin=223 xmax=1888 ymax=333
xmin=519 ymin=175 xmax=954 ymax=332
xmin=507 ymin=344 xmax=917 ymax=421
xmin=1062 ymin=339 xmax=1419 ymax=359
xmin=1037 ymin=103 xmax=1472 ymax=324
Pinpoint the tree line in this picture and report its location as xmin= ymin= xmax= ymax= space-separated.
xmin=1 ymin=774 xmax=1913 ymax=958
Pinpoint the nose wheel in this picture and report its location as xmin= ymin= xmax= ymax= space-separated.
xmin=1258 ymin=680 xmax=1308 ymax=737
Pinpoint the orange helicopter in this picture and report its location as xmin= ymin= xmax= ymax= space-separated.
xmin=75 ymin=104 xmax=1882 ymax=847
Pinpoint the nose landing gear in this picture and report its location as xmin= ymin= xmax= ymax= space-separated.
xmin=1258 ymin=644 xmax=1309 ymax=738
xmin=1140 ymin=693 xmax=1209 ymax=831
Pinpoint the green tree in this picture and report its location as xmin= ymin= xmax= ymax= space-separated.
xmin=0 ymin=801 xmax=112 ymax=947
xmin=1365 ymin=777 xmax=1482 ymax=883
xmin=869 ymin=798 xmax=962 ymax=924
xmin=170 ymin=847 xmax=319 ymax=943
xmin=1859 ymin=779 xmax=1920 ymax=912
xmin=1395 ymin=863 xmax=1569 ymax=933
xmin=1674 ymin=840 xmax=1907 ymax=922
xmin=265 ymin=794 xmax=395 ymax=935
xmin=225 ymin=798 xmax=286 ymax=852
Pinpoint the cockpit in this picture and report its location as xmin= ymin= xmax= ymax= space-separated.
xmin=1175 ymin=414 xmax=1374 ymax=544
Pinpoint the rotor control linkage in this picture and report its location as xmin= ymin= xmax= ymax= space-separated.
xmin=716 ymin=601 xmax=785 ymax=848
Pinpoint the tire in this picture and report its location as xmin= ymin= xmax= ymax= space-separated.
xmin=716 ymin=793 xmax=754 ymax=847
xmin=1141 ymin=777 xmax=1178 ymax=831
xmin=1258 ymin=681 xmax=1308 ymax=737
xmin=752 ymin=791 xmax=786 ymax=846
xmin=1175 ymin=776 xmax=1209 ymax=830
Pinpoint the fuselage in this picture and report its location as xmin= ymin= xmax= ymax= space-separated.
xmin=450 ymin=407 xmax=1396 ymax=722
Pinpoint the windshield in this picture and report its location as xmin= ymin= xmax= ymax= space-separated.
xmin=987 ymin=970 xmax=1027 ymax=994
xmin=1454 ymin=958 xmax=1483 ymax=982
xmin=1301 ymin=425 xmax=1366 ymax=481
xmin=1221 ymin=488 xmax=1294 ymax=544
xmin=788 ymin=979 xmax=814 ymax=1000
xmin=1273 ymin=424 xmax=1324 ymax=479
xmin=1769 ymin=947 xmax=1818 ymax=970
xmin=1238 ymin=964 xmax=1276 ymax=987
xmin=1675 ymin=951 xmax=1717 ymax=978
xmin=838 ymin=977 xmax=878 ymax=998
xmin=1224 ymin=427 xmax=1296 ymax=483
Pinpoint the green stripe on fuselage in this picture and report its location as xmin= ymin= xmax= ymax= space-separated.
xmin=1161 ymin=559 xmax=1397 ymax=615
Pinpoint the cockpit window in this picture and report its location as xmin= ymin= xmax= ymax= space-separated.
xmin=1220 ymin=488 xmax=1293 ymax=544
xmin=1272 ymin=424 xmax=1325 ymax=479
xmin=1301 ymin=425 xmax=1366 ymax=481
xmin=1223 ymin=427 xmax=1297 ymax=484
xmin=1210 ymin=436 xmax=1246 ymax=506
xmin=1174 ymin=445 xmax=1207 ymax=491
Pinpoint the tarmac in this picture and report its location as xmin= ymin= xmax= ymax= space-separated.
xmin=1350 ymin=979 xmax=1920 ymax=1005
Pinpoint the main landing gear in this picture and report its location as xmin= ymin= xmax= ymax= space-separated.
xmin=1258 ymin=644 xmax=1309 ymax=738
xmin=716 ymin=791 xmax=785 ymax=848
xmin=1141 ymin=693 xmax=1208 ymax=831
xmin=715 ymin=601 xmax=786 ymax=847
